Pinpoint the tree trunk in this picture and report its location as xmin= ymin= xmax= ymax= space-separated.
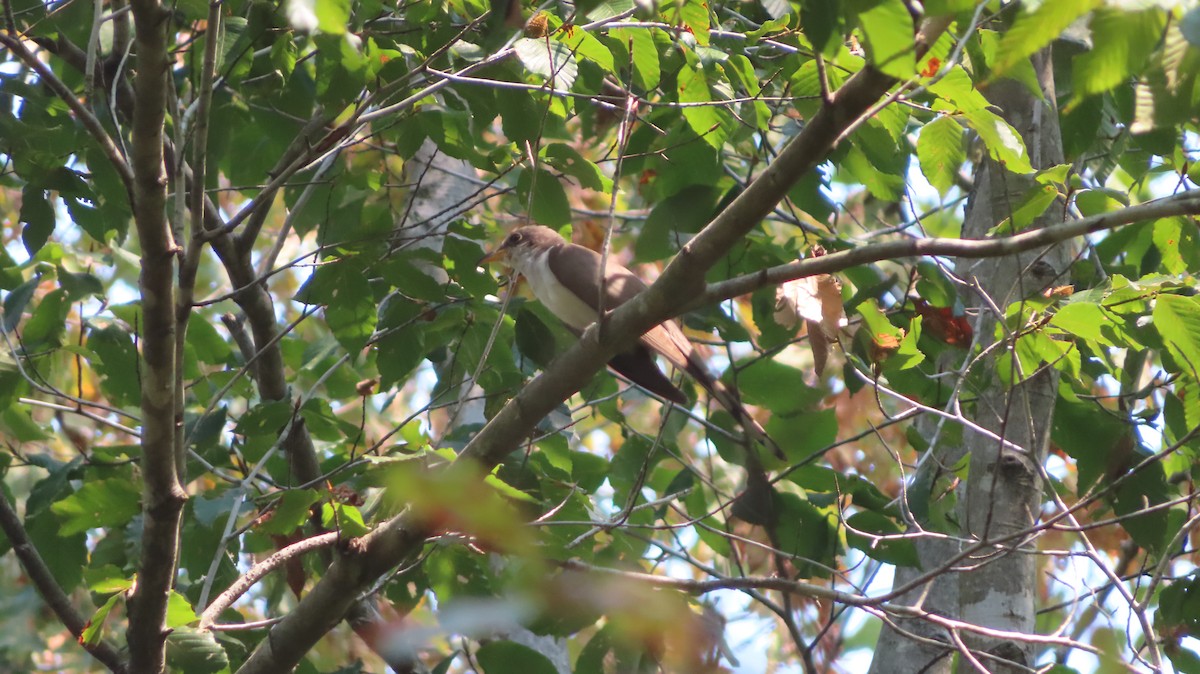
xmin=869 ymin=47 xmax=1067 ymax=673
xmin=953 ymin=48 xmax=1067 ymax=673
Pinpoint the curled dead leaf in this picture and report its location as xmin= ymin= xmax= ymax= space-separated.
xmin=356 ymin=377 xmax=378 ymax=397
xmin=775 ymin=250 xmax=846 ymax=375
xmin=774 ymin=248 xmax=846 ymax=338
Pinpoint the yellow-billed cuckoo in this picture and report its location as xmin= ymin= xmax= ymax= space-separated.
xmin=482 ymin=225 xmax=782 ymax=459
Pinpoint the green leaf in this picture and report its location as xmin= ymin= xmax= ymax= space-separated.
xmin=50 ymin=478 xmax=142 ymax=536
xmin=64 ymin=196 xmax=115 ymax=244
xmin=1155 ymin=294 xmax=1200 ymax=377
xmin=724 ymin=54 xmax=773 ymax=130
xmin=186 ymin=317 xmax=233 ymax=365
xmin=927 ymin=67 xmax=989 ymax=112
xmin=294 ymin=258 xmax=377 ymax=352
xmin=235 ymin=400 xmax=294 ymax=461
xmin=1071 ymin=9 xmax=1166 ymax=101
xmin=678 ymin=0 xmax=710 ymax=46
xmin=842 ymin=143 xmax=906 ymax=200
xmin=477 ymin=640 xmax=560 ymax=674
xmin=315 ymin=0 xmax=351 ymax=34
xmin=857 ymin=299 xmax=912 ymax=362
xmin=88 ymin=325 xmax=141 ymax=407
xmin=495 ymin=88 xmax=542 ymax=144
xmin=774 ymin=493 xmax=839 ymax=577
xmin=57 ymin=268 xmax=104 ymax=299
xmin=788 ymin=166 xmax=834 ymax=222
xmin=514 ymin=307 xmax=558 ymax=368
xmin=81 ymin=592 xmax=123 ymax=646
xmin=847 ymin=0 xmax=916 ymax=78
xmin=322 ymin=502 xmax=370 ymax=537
xmin=893 ymin=316 xmax=925 ymax=370
xmin=20 ymin=186 xmax=55 ymax=256
xmin=419 ymin=110 xmax=477 ymax=162
xmin=517 ymin=168 xmax=571 ymax=226
xmin=3 ymin=275 xmax=38 ymax=332
xmin=610 ymin=435 xmax=663 ymax=502
xmin=166 ymin=591 xmax=199 ymax=628
xmin=924 ymin=0 xmax=974 ymax=16
xmin=543 ymin=143 xmax=611 ymax=193
xmin=1051 ymin=302 xmax=1120 ymax=347
xmin=258 ymin=490 xmax=322 ymax=535
xmin=191 ymin=490 xmax=236 ymax=528
xmin=610 ymin=28 xmax=661 ymax=91
xmin=1154 ymin=217 xmax=1199 ymax=277
xmin=676 ymin=63 xmax=729 ymax=149
xmin=734 ymin=359 xmax=821 ymax=415
xmin=845 ymin=511 xmax=919 ymax=567
xmin=994 ymin=0 xmax=1100 ymax=76
xmin=1 ymin=406 xmax=50 ymax=442
xmin=166 ymin=627 xmax=230 ymax=674
xmin=988 ymin=184 xmax=1060 ymax=235
xmin=22 ymin=288 xmax=69 ymax=346
xmin=1073 ymin=188 xmax=1127 ymax=217
xmin=1052 ymin=401 xmax=1127 ymax=491
xmin=963 ymin=108 xmax=1034 ymax=174
xmin=302 ymin=397 xmax=361 ymax=441
xmin=325 ymin=288 xmax=377 ymax=354
xmin=799 ymin=0 xmax=840 ymax=54
xmin=314 ymin=33 xmax=368 ymax=107
xmin=966 ymin=28 xmax=1042 ymax=99
xmin=555 ymin=24 xmax=616 ymax=72
xmin=381 ymin=258 xmax=447 ymax=302
xmin=1113 ymin=465 xmax=1172 ymax=556
xmin=514 ymin=38 xmax=578 ymax=90
xmin=25 ymin=508 xmax=87 ymax=590
xmin=377 ymin=324 xmax=427 ymax=390
xmin=635 ymin=185 xmax=719 ymax=262
xmin=767 ymin=409 xmax=839 ymax=461
xmin=917 ymin=115 xmax=965 ymax=196
xmin=444 ymin=228 xmax=496 ymax=297
xmin=0 ymin=247 xmax=22 ymax=290
xmin=585 ymin=0 xmax=635 ymax=22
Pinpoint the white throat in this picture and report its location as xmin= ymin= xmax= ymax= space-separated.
xmin=510 ymin=246 xmax=598 ymax=331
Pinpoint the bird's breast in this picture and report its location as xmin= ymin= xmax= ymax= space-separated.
xmin=520 ymin=250 xmax=598 ymax=331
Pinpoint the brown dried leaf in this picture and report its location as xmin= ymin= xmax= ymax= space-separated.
xmin=774 ymin=274 xmax=846 ymax=337
xmin=808 ymin=319 xmax=829 ymax=377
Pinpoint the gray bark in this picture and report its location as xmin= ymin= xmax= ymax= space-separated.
xmin=953 ymin=50 xmax=1066 ymax=672
xmin=868 ymin=48 xmax=1066 ymax=674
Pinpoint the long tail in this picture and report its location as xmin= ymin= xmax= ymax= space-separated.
xmin=684 ymin=356 xmax=785 ymax=461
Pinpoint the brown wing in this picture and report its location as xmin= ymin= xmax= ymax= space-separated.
xmin=548 ymin=242 xmax=783 ymax=458
xmin=547 ymin=243 xmax=695 ymax=369
xmin=545 ymin=242 xmax=648 ymax=311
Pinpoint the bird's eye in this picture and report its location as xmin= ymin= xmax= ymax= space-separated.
xmin=506 ymin=232 xmax=522 ymax=245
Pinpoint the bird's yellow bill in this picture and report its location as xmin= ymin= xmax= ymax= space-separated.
xmin=478 ymin=248 xmax=507 ymax=265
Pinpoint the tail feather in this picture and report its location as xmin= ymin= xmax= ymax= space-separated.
xmin=608 ymin=347 xmax=689 ymax=404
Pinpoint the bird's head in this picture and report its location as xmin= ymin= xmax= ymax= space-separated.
xmin=479 ymin=226 xmax=565 ymax=272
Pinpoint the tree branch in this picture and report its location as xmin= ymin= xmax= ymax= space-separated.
xmin=125 ymin=1 xmax=187 ymax=672
xmin=698 ymin=190 xmax=1200 ymax=308
xmin=198 ymin=532 xmax=339 ymax=629
xmin=0 ymin=493 xmax=129 ymax=674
